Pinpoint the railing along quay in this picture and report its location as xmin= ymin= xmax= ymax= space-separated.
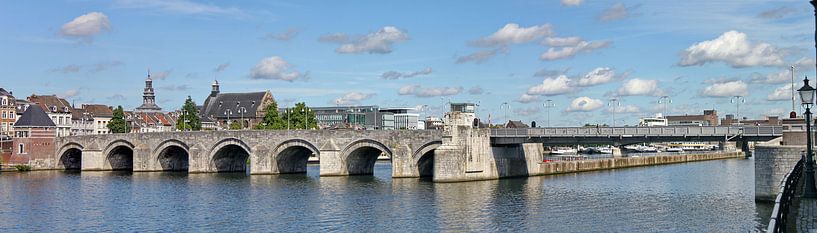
xmin=767 ymin=156 xmax=805 ymax=233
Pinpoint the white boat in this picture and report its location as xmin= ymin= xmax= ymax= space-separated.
xmin=550 ymin=147 xmax=578 ymax=155
xmin=665 ymin=147 xmax=684 ymax=153
xmin=595 ymin=147 xmax=613 ymax=154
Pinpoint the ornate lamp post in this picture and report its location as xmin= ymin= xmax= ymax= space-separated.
xmin=799 ymin=76 xmax=817 ymax=198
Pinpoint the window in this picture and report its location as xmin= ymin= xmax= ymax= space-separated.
xmin=1 ymin=111 xmax=5 ymax=119
xmin=18 ymin=143 xmax=24 ymax=154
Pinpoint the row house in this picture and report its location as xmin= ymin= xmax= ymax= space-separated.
xmin=27 ymin=94 xmax=72 ymax=137
xmin=71 ymin=104 xmax=113 ymax=135
xmin=125 ymin=111 xmax=177 ymax=133
xmin=0 ymin=88 xmax=16 ymax=139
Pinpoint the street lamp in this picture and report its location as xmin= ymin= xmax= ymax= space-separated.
xmin=608 ymin=98 xmax=620 ymax=127
xmin=224 ymin=109 xmax=233 ymax=130
xmin=658 ymin=96 xmax=671 ymax=118
xmin=793 ymin=65 xmax=798 ymax=118
xmin=730 ymin=96 xmax=745 ymax=124
xmin=500 ymin=102 xmax=510 ymax=126
xmin=543 ymin=99 xmax=554 ymax=127
xmin=799 ymin=76 xmax=817 ymax=198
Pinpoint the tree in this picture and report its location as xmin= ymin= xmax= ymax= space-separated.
xmin=255 ymin=98 xmax=286 ymax=130
xmin=107 ymin=105 xmax=130 ymax=133
xmin=229 ymin=121 xmax=243 ymax=130
xmin=177 ymin=96 xmax=202 ymax=131
xmin=282 ymin=102 xmax=318 ymax=130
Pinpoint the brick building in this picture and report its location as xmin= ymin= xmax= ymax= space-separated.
xmin=666 ymin=110 xmax=719 ymax=126
xmin=27 ymin=94 xmax=72 ymax=137
xmin=9 ymin=105 xmax=56 ymax=165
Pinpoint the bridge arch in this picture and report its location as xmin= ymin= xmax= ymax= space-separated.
xmin=413 ymin=140 xmax=441 ymax=178
xmin=103 ymin=140 xmax=135 ymax=171
xmin=57 ymin=143 xmax=84 ymax=170
xmin=209 ymin=138 xmax=252 ymax=172
xmin=153 ymin=139 xmax=190 ymax=172
xmin=272 ymin=139 xmax=319 ymax=174
xmin=341 ymin=139 xmax=393 ymax=175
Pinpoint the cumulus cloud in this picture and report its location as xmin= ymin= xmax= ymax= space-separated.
xmin=617 ymin=78 xmax=662 ymax=96
xmin=320 ymin=26 xmax=409 ymax=54
xmin=542 ymin=36 xmax=583 ymax=47
xmin=700 ymin=80 xmax=749 ymax=97
xmin=577 ymin=67 xmax=616 ymax=86
xmin=679 ymin=31 xmax=785 ymax=68
xmin=750 ymin=70 xmax=790 ymax=84
xmin=566 ymin=97 xmax=604 ymax=112
xmin=598 ymin=3 xmax=638 ymax=22
xmin=561 ymin=0 xmax=583 ymax=6
xmin=526 ymin=75 xmax=573 ymax=96
xmin=249 ymin=56 xmax=306 ymax=81
xmin=456 ymin=47 xmax=509 ymax=64
xmin=468 ymin=86 xmax=484 ymax=95
xmin=540 ymin=40 xmax=611 ymax=60
xmin=398 ymin=85 xmax=462 ymax=97
xmin=471 ymin=23 xmax=553 ymax=46
xmin=381 ymin=67 xmax=432 ymax=79
xmin=334 ymin=92 xmax=375 ymax=105
xmin=767 ymin=84 xmax=795 ymax=101
xmin=516 ymin=94 xmax=540 ymax=103
xmin=263 ymin=28 xmax=299 ymax=41
xmin=213 ymin=62 xmax=230 ymax=73
xmin=795 ymin=57 xmax=816 ymax=70
xmin=758 ymin=6 xmax=798 ymax=19
xmin=115 ymin=0 xmax=242 ymax=16
xmin=150 ymin=70 xmax=171 ymax=80
xmin=62 ymin=89 xmax=80 ymax=98
xmin=60 ymin=12 xmax=111 ymax=42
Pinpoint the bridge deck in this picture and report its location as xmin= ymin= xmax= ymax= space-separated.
xmin=490 ymin=126 xmax=783 ymax=145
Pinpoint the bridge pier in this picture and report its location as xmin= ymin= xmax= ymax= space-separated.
xmin=81 ymin=149 xmax=105 ymax=171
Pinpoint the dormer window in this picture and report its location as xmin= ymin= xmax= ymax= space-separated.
xmin=63 ymin=107 xmax=69 ymax=112
xmin=51 ymin=106 xmax=57 ymax=112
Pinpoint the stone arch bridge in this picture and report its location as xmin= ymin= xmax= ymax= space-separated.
xmin=52 ymin=130 xmax=442 ymax=178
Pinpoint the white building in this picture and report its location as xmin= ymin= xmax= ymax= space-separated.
xmin=71 ymin=104 xmax=113 ymax=135
xmin=380 ymin=108 xmax=419 ymax=130
xmin=638 ymin=113 xmax=668 ymax=127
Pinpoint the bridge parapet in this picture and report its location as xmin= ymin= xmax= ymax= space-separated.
xmin=489 ymin=126 xmax=782 ymax=145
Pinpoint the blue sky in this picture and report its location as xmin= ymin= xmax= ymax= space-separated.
xmin=0 ymin=0 xmax=814 ymax=126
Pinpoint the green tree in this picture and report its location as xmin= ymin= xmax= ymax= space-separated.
xmin=255 ymin=98 xmax=286 ymax=130
xmin=229 ymin=120 xmax=243 ymax=130
xmin=282 ymin=102 xmax=318 ymax=130
xmin=107 ymin=105 xmax=130 ymax=133
xmin=177 ymin=96 xmax=202 ymax=131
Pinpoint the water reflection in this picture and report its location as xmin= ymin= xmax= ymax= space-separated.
xmin=0 ymin=159 xmax=767 ymax=232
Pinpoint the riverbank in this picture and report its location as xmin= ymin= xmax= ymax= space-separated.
xmin=534 ymin=151 xmax=744 ymax=176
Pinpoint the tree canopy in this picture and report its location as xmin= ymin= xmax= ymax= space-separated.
xmin=255 ymin=98 xmax=285 ymax=130
xmin=176 ymin=96 xmax=202 ymax=131
xmin=107 ymin=105 xmax=130 ymax=133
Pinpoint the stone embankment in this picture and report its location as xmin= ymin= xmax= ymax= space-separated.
xmin=535 ymin=151 xmax=744 ymax=176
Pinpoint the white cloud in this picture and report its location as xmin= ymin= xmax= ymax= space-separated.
xmin=150 ymin=70 xmax=171 ymax=80
xmin=758 ymin=6 xmax=798 ymax=19
xmin=561 ymin=0 xmax=583 ymax=6
xmin=540 ymin=40 xmax=611 ymax=60
xmin=795 ymin=57 xmax=816 ymax=71
xmin=533 ymin=68 xmax=569 ymax=77
xmin=115 ymin=0 xmax=242 ymax=16
xmin=577 ymin=67 xmax=615 ymax=86
xmin=617 ymin=78 xmax=662 ymax=96
xmin=598 ymin=3 xmax=636 ymax=22
xmin=750 ymin=70 xmax=790 ymax=84
xmin=60 ymin=12 xmax=111 ymax=40
xmin=322 ymin=26 xmax=409 ymax=54
xmin=767 ymin=84 xmax=795 ymax=101
xmin=62 ymin=89 xmax=80 ymax=98
xmin=249 ymin=56 xmax=306 ymax=81
xmin=381 ymin=67 xmax=432 ymax=79
xmin=514 ymin=107 xmax=541 ymax=116
xmin=701 ymin=80 xmax=749 ymax=97
xmin=214 ymin=63 xmax=230 ymax=73
xmin=679 ymin=31 xmax=785 ymax=68
xmin=566 ymin=97 xmax=604 ymax=112
xmin=398 ymin=85 xmax=462 ymax=97
xmin=526 ymin=75 xmax=573 ymax=96
xmin=542 ymin=36 xmax=583 ymax=47
xmin=456 ymin=47 xmax=508 ymax=64
xmin=472 ymin=23 xmax=553 ymax=46
xmin=516 ymin=94 xmax=540 ymax=103
xmin=334 ymin=92 xmax=375 ymax=105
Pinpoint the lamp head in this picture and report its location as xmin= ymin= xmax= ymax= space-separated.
xmin=799 ymin=76 xmax=816 ymax=107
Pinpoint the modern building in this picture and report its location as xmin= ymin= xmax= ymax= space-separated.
xmin=311 ymin=106 xmax=420 ymax=130
xmin=739 ymin=115 xmax=782 ymax=126
xmin=10 ymin=105 xmax=56 ymax=165
xmin=423 ymin=117 xmax=444 ymax=130
xmin=638 ymin=113 xmax=668 ymax=127
xmin=380 ymin=107 xmax=419 ymax=130
xmin=0 ymin=88 xmax=16 ymax=139
xmin=200 ymin=80 xmax=276 ymax=129
xmin=666 ymin=110 xmax=718 ymax=126
xmin=27 ymin=94 xmax=72 ymax=137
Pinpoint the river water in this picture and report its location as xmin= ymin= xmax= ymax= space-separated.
xmin=0 ymin=158 xmax=769 ymax=232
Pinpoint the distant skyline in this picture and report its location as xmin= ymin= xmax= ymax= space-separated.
xmin=0 ymin=0 xmax=814 ymax=126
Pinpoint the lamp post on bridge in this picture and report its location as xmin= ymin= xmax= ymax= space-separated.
xmin=543 ymin=99 xmax=554 ymax=127
xmin=608 ymin=98 xmax=620 ymax=127
xmin=730 ymin=96 xmax=745 ymax=124
xmin=658 ymin=96 xmax=671 ymax=118
xmin=500 ymin=102 xmax=510 ymax=127
xmin=799 ymin=76 xmax=817 ymax=198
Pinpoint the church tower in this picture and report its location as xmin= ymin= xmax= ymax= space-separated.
xmin=134 ymin=71 xmax=163 ymax=113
